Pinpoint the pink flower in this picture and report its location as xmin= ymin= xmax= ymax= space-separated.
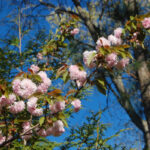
xmin=9 ymin=101 xmax=25 ymax=114
xmin=37 ymin=129 xmax=47 ymax=137
xmin=38 ymin=71 xmax=48 ymax=81
xmin=46 ymin=127 xmax=53 ymax=136
xmin=27 ymin=97 xmax=43 ymax=116
xmin=96 ymin=37 xmax=110 ymax=49
xmin=37 ymin=83 xmax=49 ymax=93
xmin=31 ymin=108 xmax=43 ymax=116
xmin=0 ymin=136 xmax=5 ymax=145
xmin=71 ymin=99 xmax=81 ymax=112
xmin=52 ymin=120 xmax=65 ymax=136
xmin=37 ymin=127 xmax=53 ymax=137
xmin=12 ymin=79 xmax=21 ymax=94
xmin=37 ymin=71 xmax=51 ymax=93
xmin=108 ymin=34 xmax=122 ymax=45
xmin=22 ymin=122 xmax=32 ymax=140
xmin=27 ymin=97 xmax=38 ymax=113
xmin=133 ymin=32 xmax=139 ymax=38
xmin=37 ymin=53 xmax=43 ymax=60
xmin=30 ymin=64 xmax=40 ymax=73
xmin=76 ymin=80 xmax=85 ymax=88
xmin=0 ymin=95 xmax=8 ymax=107
xmin=0 ymin=94 xmax=16 ymax=107
xmin=5 ymin=135 xmax=12 ymax=146
xmin=55 ymin=101 xmax=65 ymax=112
xmin=71 ymin=28 xmax=79 ymax=35
xmin=116 ymin=58 xmax=129 ymax=69
xmin=13 ymin=78 xmax=37 ymax=99
xmin=69 ymin=65 xmax=80 ymax=80
xmin=69 ymin=65 xmax=87 ymax=88
xmin=8 ymin=94 xmax=16 ymax=105
xmin=105 ymin=53 xmax=118 ymax=68
xmin=22 ymin=122 xmax=30 ymax=131
xmin=43 ymin=78 xmax=51 ymax=87
xmin=83 ymin=50 xmax=97 ymax=68
xmin=114 ymin=27 xmax=123 ymax=38
xmin=78 ymin=71 xmax=87 ymax=82
xmin=50 ymin=101 xmax=65 ymax=114
xmin=142 ymin=17 xmax=150 ymax=29
xmin=69 ymin=65 xmax=87 ymax=82
xmin=50 ymin=104 xmax=57 ymax=114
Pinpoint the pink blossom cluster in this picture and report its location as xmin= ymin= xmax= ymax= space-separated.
xmin=142 ymin=17 xmax=150 ymax=29
xmin=83 ymin=50 xmax=97 ymax=68
xmin=108 ymin=34 xmax=122 ymax=45
xmin=0 ymin=131 xmax=5 ymax=145
xmin=96 ymin=27 xmax=123 ymax=51
xmin=13 ymin=68 xmax=51 ymax=97
xmin=37 ymin=53 xmax=43 ymax=60
xmin=69 ymin=65 xmax=87 ymax=87
xmin=131 ymin=32 xmax=140 ymax=45
xmin=116 ymin=58 xmax=129 ymax=69
xmin=114 ymin=28 xmax=123 ymax=38
xmin=71 ymin=99 xmax=81 ymax=112
xmin=0 ymin=132 xmax=12 ymax=146
xmin=21 ymin=122 xmax=32 ymax=140
xmin=12 ymin=78 xmax=37 ymax=99
xmin=0 ymin=94 xmax=16 ymax=108
xmin=10 ymin=65 xmax=51 ymax=115
xmin=96 ymin=37 xmax=110 ymax=50
xmin=9 ymin=101 xmax=25 ymax=114
xmin=30 ymin=65 xmax=40 ymax=73
xmin=37 ymin=71 xmax=52 ymax=93
xmin=38 ymin=120 xmax=65 ymax=137
xmin=105 ymin=53 xmax=118 ymax=68
xmin=105 ymin=53 xmax=129 ymax=69
xmin=70 ymin=28 xmax=79 ymax=35
xmin=0 ymin=92 xmax=25 ymax=115
xmin=50 ymin=101 xmax=65 ymax=114
xmin=27 ymin=97 xmax=43 ymax=116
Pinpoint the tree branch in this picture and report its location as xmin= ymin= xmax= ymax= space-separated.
xmin=111 ymin=75 xmax=145 ymax=132
xmin=72 ymin=0 xmax=99 ymax=42
xmin=0 ymin=123 xmax=39 ymax=147
xmin=39 ymin=0 xmax=81 ymax=18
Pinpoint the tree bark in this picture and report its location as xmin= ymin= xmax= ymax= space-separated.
xmin=134 ymin=47 xmax=150 ymax=149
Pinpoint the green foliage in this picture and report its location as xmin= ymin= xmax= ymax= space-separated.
xmin=60 ymin=111 xmax=127 ymax=150
xmin=1 ymin=137 xmax=61 ymax=150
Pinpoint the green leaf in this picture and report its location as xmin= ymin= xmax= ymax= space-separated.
xmin=39 ymin=117 xmax=45 ymax=126
xmin=95 ymin=78 xmax=107 ymax=95
xmin=87 ymin=51 xmax=96 ymax=66
xmin=132 ymin=23 xmax=137 ymax=30
xmin=126 ymin=25 xmax=131 ymax=31
xmin=130 ymin=16 xmax=134 ymax=20
xmin=56 ymin=65 xmax=68 ymax=79
xmin=32 ymin=74 xmax=42 ymax=82
xmin=9 ymin=37 xmax=19 ymax=47
xmin=62 ymin=118 xmax=68 ymax=128
xmin=62 ymin=71 xmax=69 ymax=83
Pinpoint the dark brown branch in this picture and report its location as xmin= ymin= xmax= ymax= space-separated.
xmin=111 ymin=75 xmax=145 ymax=132
xmin=72 ymin=0 xmax=99 ymax=42
xmin=39 ymin=0 xmax=81 ymax=18
xmin=0 ymin=123 xmax=39 ymax=148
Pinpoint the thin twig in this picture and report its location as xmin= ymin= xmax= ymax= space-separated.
xmin=18 ymin=8 xmax=22 ymax=56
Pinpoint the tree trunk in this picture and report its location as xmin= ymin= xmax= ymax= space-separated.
xmin=143 ymin=131 xmax=150 ymax=150
xmin=135 ymin=47 xmax=150 ymax=149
